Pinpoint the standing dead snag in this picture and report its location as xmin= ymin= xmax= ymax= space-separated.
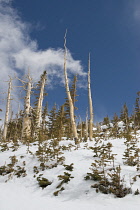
xmin=22 ymin=74 xmax=32 ymax=139
xmin=35 ymin=71 xmax=47 ymax=129
xmin=3 ymin=77 xmax=12 ymax=140
xmin=88 ymin=53 xmax=94 ymax=140
xmin=63 ymin=31 xmax=78 ymax=140
xmin=85 ymin=108 xmax=89 ymax=140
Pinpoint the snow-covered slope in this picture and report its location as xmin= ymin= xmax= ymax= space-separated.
xmin=0 ymin=136 xmax=140 ymax=210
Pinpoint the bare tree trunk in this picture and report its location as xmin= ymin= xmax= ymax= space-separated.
xmin=22 ymin=75 xmax=32 ymax=139
xmin=88 ymin=53 xmax=93 ymax=140
xmin=3 ymin=77 xmax=12 ymax=140
xmin=85 ymin=108 xmax=89 ymax=140
xmin=36 ymin=71 xmax=47 ymax=128
xmin=64 ymin=31 xmax=78 ymax=140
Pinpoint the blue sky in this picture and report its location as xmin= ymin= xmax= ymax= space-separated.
xmin=0 ymin=0 xmax=140 ymax=122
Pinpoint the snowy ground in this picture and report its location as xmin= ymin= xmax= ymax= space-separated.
xmin=0 ymin=137 xmax=140 ymax=210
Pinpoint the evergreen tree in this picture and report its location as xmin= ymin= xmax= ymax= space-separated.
xmin=103 ymin=115 xmax=110 ymax=126
xmin=111 ymin=113 xmax=119 ymax=137
xmin=134 ymin=91 xmax=140 ymax=128
xmin=55 ymin=105 xmax=65 ymax=140
xmin=48 ymin=104 xmax=58 ymax=139
xmin=120 ymin=103 xmax=129 ymax=125
xmin=41 ymin=102 xmax=48 ymax=130
xmin=112 ymin=113 xmax=119 ymax=126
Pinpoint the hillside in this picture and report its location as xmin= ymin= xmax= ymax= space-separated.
xmin=0 ymin=130 xmax=140 ymax=210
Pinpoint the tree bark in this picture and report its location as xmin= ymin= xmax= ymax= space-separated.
xmin=36 ymin=71 xmax=47 ymax=128
xmin=3 ymin=77 xmax=12 ymax=140
xmin=22 ymin=75 xmax=32 ymax=139
xmin=88 ymin=53 xmax=93 ymax=140
xmin=64 ymin=31 xmax=78 ymax=140
xmin=85 ymin=108 xmax=89 ymax=140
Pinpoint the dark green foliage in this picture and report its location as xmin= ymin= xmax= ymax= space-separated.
xmin=133 ymin=91 xmax=140 ymax=128
xmin=15 ymin=166 xmax=26 ymax=178
xmin=0 ymin=161 xmax=26 ymax=178
xmin=56 ymin=172 xmax=74 ymax=190
xmin=0 ymin=155 xmax=18 ymax=176
xmin=64 ymin=163 xmax=74 ymax=171
xmin=33 ymin=166 xmax=39 ymax=174
xmin=37 ymin=177 xmax=52 ymax=189
xmin=7 ymin=118 xmax=22 ymax=141
xmin=0 ymin=143 xmax=9 ymax=152
xmin=120 ymin=103 xmax=129 ymax=125
xmin=85 ymin=171 xmax=102 ymax=181
xmin=53 ymin=187 xmax=65 ymax=196
xmin=103 ymin=116 xmax=110 ymax=126
xmin=123 ymin=132 xmax=140 ymax=166
xmin=85 ymin=164 xmax=131 ymax=198
xmin=48 ymin=104 xmax=58 ymax=139
xmin=134 ymin=189 xmax=140 ymax=195
xmin=0 ymin=165 xmax=14 ymax=176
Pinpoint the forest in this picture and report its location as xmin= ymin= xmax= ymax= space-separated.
xmin=0 ymin=35 xmax=140 ymax=208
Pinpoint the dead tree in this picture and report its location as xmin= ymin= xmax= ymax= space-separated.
xmin=21 ymin=74 xmax=32 ymax=139
xmin=63 ymin=31 xmax=78 ymax=140
xmin=35 ymin=71 xmax=47 ymax=128
xmin=85 ymin=108 xmax=89 ymax=140
xmin=3 ymin=77 xmax=12 ymax=140
xmin=88 ymin=53 xmax=93 ymax=140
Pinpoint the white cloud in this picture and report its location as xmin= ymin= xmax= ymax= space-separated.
xmin=0 ymin=1 xmax=86 ymax=123
xmin=133 ymin=0 xmax=140 ymax=20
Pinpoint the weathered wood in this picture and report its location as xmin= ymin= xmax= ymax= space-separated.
xmin=22 ymin=75 xmax=32 ymax=139
xmin=64 ymin=31 xmax=78 ymax=139
xmin=88 ymin=53 xmax=93 ymax=140
xmin=3 ymin=77 xmax=12 ymax=140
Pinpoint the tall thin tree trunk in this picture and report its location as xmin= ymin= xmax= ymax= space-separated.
xmin=85 ymin=108 xmax=89 ymax=140
xmin=36 ymin=71 xmax=47 ymax=128
xmin=64 ymin=31 xmax=78 ymax=140
xmin=22 ymin=75 xmax=32 ymax=139
xmin=3 ymin=77 xmax=12 ymax=140
xmin=79 ymin=115 xmax=82 ymax=140
xmin=88 ymin=53 xmax=93 ymax=140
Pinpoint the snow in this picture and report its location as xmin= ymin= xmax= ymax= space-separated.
xmin=101 ymin=125 xmax=108 ymax=130
xmin=0 ymin=137 xmax=140 ymax=210
xmin=118 ymin=121 xmax=125 ymax=127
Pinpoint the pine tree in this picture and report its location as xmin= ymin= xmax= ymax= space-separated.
xmin=111 ymin=113 xmax=119 ymax=137
xmin=134 ymin=91 xmax=140 ymax=128
xmin=48 ymin=104 xmax=58 ymax=139
xmin=56 ymin=105 xmax=65 ymax=140
xmin=112 ymin=113 xmax=119 ymax=126
xmin=103 ymin=115 xmax=110 ymax=126
xmin=120 ymin=103 xmax=129 ymax=125
xmin=41 ymin=102 xmax=48 ymax=134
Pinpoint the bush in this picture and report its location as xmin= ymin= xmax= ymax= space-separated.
xmin=37 ymin=177 xmax=52 ymax=189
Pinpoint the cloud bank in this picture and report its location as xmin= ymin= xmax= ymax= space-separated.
xmin=0 ymin=1 xmax=85 ymax=122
